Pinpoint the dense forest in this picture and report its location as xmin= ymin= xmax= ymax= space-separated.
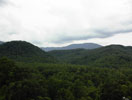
xmin=0 ymin=41 xmax=56 ymax=63
xmin=0 ymin=41 xmax=132 ymax=100
xmin=1 ymin=58 xmax=132 ymax=100
xmin=49 ymin=45 xmax=132 ymax=67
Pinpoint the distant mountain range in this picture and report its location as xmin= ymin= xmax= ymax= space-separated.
xmin=1 ymin=40 xmax=132 ymax=68
xmin=49 ymin=45 xmax=132 ymax=67
xmin=42 ymin=43 xmax=102 ymax=51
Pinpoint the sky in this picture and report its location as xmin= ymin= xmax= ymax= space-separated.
xmin=0 ymin=0 xmax=132 ymax=47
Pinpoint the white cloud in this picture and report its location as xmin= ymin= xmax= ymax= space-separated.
xmin=79 ymin=32 xmax=132 ymax=46
xmin=0 ymin=0 xmax=131 ymax=46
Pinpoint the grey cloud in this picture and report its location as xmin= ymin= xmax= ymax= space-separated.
xmin=0 ymin=0 xmax=132 ymax=46
xmin=0 ymin=0 xmax=7 ymax=6
xmin=94 ymin=29 xmax=132 ymax=37
xmin=51 ymin=27 xmax=132 ymax=44
xmin=51 ymin=33 xmax=105 ymax=44
xmin=32 ymin=40 xmax=43 ymax=46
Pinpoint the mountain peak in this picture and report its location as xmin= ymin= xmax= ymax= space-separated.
xmin=42 ymin=43 xmax=102 ymax=51
xmin=0 ymin=41 xmax=4 ymax=44
xmin=0 ymin=41 xmax=56 ymax=63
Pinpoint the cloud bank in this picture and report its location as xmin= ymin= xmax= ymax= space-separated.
xmin=0 ymin=0 xmax=132 ymax=46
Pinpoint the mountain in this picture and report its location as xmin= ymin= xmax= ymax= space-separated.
xmin=1 ymin=41 xmax=132 ymax=67
xmin=49 ymin=45 xmax=132 ymax=67
xmin=0 ymin=41 xmax=56 ymax=63
xmin=0 ymin=41 xmax=4 ymax=45
xmin=42 ymin=43 xmax=102 ymax=51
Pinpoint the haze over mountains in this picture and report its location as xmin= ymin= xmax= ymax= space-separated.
xmin=0 ymin=41 xmax=4 ymax=44
xmin=0 ymin=0 xmax=132 ymax=99
xmin=42 ymin=43 xmax=102 ymax=51
xmin=0 ymin=40 xmax=132 ymax=68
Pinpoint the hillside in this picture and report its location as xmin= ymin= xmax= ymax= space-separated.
xmin=42 ymin=43 xmax=102 ymax=51
xmin=49 ymin=45 xmax=132 ymax=67
xmin=1 ymin=42 xmax=132 ymax=100
xmin=0 ymin=41 xmax=56 ymax=63
xmin=1 ymin=41 xmax=132 ymax=67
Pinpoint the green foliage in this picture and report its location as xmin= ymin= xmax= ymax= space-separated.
xmin=1 ymin=59 xmax=132 ymax=100
xmin=0 ymin=41 xmax=57 ymax=63
xmin=49 ymin=45 xmax=132 ymax=68
xmin=1 ymin=43 xmax=132 ymax=100
xmin=0 ymin=58 xmax=17 ymax=86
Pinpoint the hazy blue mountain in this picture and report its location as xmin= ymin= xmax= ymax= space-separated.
xmin=0 ymin=41 xmax=4 ymax=44
xmin=42 ymin=43 xmax=102 ymax=51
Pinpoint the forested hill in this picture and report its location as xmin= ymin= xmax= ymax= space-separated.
xmin=1 ymin=40 xmax=132 ymax=67
xmin=1 ymin=42 xmax=132 ymax=100
xmin=49 ymin=45 xmax=132 ymax=67
xmin=0 ymin=41 xmax=56 ymax=63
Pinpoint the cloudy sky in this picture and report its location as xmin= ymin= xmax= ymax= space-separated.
xmin=0 ymin=0 xmax=132 ymax=47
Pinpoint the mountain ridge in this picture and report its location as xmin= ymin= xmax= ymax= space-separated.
xmin=1 ymin=40 xmax=132 ymax=68
xmin=0 ymin=41 xmax=56 ymax=63
xmin=42 ymin=43 xmax=102 ymax=51
xmin=49 ymin=44 xmax=132 ymax=67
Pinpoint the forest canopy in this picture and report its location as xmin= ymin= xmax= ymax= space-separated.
xmin=0 ymin=57 xmax=132 ymax=100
